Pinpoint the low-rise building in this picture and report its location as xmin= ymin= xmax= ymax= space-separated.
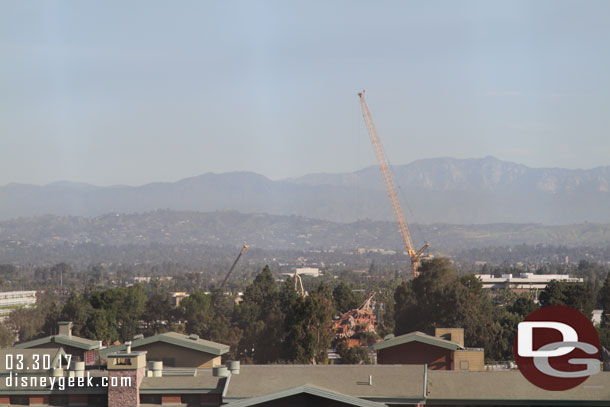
xmin=99 ymin=332 xmax=229 ymax=368
xmin=0 ymin=349 xmax=607 ymax=406
xmin=373 ymin=328 xmax=484 ymax=371
xmin=14 ymin=322 xmax=101 ymax=366
xmin=294 ymin=267 xmax=321 ymax=277
xmin=475 ymin=273 xmax=583 ymax=296
xmin=0 ymin=291 xmax=36 ymax=321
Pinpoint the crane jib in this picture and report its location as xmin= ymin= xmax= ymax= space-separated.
xmin=358 ymin=92 xmax=429 ymax=278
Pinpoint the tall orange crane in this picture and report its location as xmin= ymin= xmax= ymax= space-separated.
xmin=358 ymin=91 xmax=429 ymax=278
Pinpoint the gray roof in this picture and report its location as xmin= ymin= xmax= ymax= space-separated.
xmin=140 ymin=375 xmax=225 ymax=394
xmin=99 ymin=332 xmax=229 ymax=357
xmin=373 ymin=331 xmax=463 ymax=351
xmin=223 ymin=365 xmax=426 ymax=403
xmin=14 ymin=334 xmax=100 ymax=351
xmin=225 ymin=384 xmax=387 ymax=407
xmin=427 ymin=370 xmax=610 ymax=405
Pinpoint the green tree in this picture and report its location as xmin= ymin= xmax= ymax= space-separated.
xmin=599 ymin=272 xmax=610 ymax=327
xmin=84 ymin=309 xmax=115 ymax=343
xmin=539 ymin=280 xmax=594 ymax=317
xmin=0 ymin=324 xmax=15 ymax=347
xmin=179 ymin=292 xmax=215 ymax=337
xmin=393 ymin=258 xmax=496 ymax=351
xmin=59 ymin=292 xmax=92 ymax=336
xmin=507 ymin=294 xmax=538 ymax=318
xmin=235 ymin=266 xmax=285 ymax=363
xmin=337 ymin=342 xmax=370 ymax=364
xmin=117 ymin=285 xmax=147 ymax=341
xmin=283 ymin=285 xmax=335 ymax=364
xmin=9 ymin=307 xmax=45 ymax=342
xmin=142 ymin=290 xmax=171 ymax=335
xmin=332 ymin=282 xmax=360 ymax=314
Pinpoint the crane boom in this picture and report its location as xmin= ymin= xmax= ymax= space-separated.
xmin=358 ymin=91 xmax=429 ymax=277
xmin=220 ymin=244 xmax=248 ymax=289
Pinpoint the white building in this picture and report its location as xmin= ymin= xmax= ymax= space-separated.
xmin=0 ymin=291 xmax=37 ymax=320
xmin=475 ymin=273 xmax=583 ymax=295
xmin=294 ymin=267 xmax=321 ymax=277
xmin=282 ymin=267 xmax=322 ymax=278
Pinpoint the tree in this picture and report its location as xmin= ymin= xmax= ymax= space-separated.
xmin=599 ymin=272 xmax=610 ymax=327
xmin=507 ymin=294 xmax=538 ymax=318
xmin=235 ymin=266 xmax=284 ymax=363
xmin=393 ymin=258 xmax=496 ymax=351
xmin=337 ymin=342 xmax=370 ymax=364
xmin=539 ymin=280 xmax=594 ymax=318
xmin=283 ymin=285 xmax=335 ymax=364
xmin=59 ymin=292 xmax=92 ymax=337
xmin=9 ymin=307 xmax=45 ymax=342
xmin=0 ymin=324 xmax=15 ymax=347
xmin=142 ymin=290 xmax=172 ymax=335
xmin=179 ymin=292 xmax=215 ymax=338
xmin=332 ymin=282 xmax=360 ymax=314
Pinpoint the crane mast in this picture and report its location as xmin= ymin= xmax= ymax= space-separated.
xmin=358 ymin=91 xmax=429 ymax=277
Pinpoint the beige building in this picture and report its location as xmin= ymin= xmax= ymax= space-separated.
xmin=99 ymin=332 xmax=229 ymax=368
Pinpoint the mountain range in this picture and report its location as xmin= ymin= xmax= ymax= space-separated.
xmin=1 ymin=156 xmax=609 ymax=224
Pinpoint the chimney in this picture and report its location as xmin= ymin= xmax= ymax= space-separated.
xmin=435 ymin=328 xmax=464 ymax=348
xmin=58 ymin=321 xmax=73 ymax=337
xmin=107 ymin=350 xmax=147 ymax=407
xmin=125 ymin=341 xmax=132 ymax=354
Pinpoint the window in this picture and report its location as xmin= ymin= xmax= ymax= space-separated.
xmin=88 ymin=395 xmax=107 ymax=407
xmin=115 ymin=357 xmax=132 ymax=366
xmin=140 ymin=395 xmax=162 ymax=404
xmin=49 ymin=395 xmax=68 ymax=406
xmin=181 ymin=394 xmax=201 ymax=407
xmin=9 ymin=396 xmax=29 ymax=405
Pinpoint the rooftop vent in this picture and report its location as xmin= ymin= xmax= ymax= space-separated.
xmin=212 ymin=366 xmax=229 ymax=377
xmin=188 ymin=334 xmax=199 ymax=340
xmin=133 ymin=334 xmax=144 ymax=340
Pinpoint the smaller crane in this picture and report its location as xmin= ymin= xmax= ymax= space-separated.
xmin=219 ymin=244 xmax=248 ymax=290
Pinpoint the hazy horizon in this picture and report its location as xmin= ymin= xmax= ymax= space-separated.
xmin=0 ymin=155 xmax=608 ymax=188
xmin=2 ymin=1 xmax=610 ymax=186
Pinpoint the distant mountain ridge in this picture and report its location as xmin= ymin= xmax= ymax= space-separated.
xmin=289 ymin=156 xmax=610 ymax=193
xmin=1 ymin=210 xmax=609 ymax=253
xmin=1 ymin=157 xmax=609 ymax=224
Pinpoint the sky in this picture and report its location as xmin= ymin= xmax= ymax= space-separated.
xmin=1 ymin=1 xmax=609 ymax=186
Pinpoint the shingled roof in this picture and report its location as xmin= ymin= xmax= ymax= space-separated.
xmin=14 ymin=334 xmax=100 ymax=351
xmin=225 ymin=384 xmax=387 ymax=407
xmin=223 ymin=364 xmax=426 ymax=404
xmin=426 ymin=370 xmax=610 ymax=405
xmin=373 ymin=331 xmax=464 ymax=352
xmin=99 ymin=332 xmax=229 ymax=358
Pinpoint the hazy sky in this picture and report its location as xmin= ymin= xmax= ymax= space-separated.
xmin=1 ymin=1 xmax=609 ymax=186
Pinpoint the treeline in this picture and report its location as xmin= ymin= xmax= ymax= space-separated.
xmin=1 ymin=259 xmax=609 ymax=364
xmin=0 ymin=266 xmax=387 ymax=364
xmin=395 ymin=259 xmax=610 ymax=361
